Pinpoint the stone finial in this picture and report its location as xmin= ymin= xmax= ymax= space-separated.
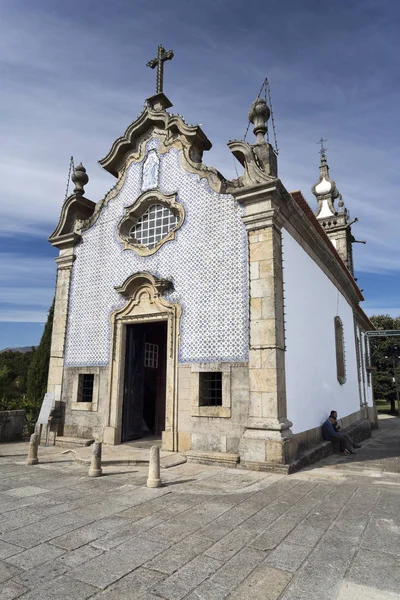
xmin=72 ymin=163 xmax=89 ymax=196
xmin=248 ymin=97 xmax=270 ymax=144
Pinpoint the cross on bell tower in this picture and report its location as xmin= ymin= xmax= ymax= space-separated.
xmin=147 ymin=45 xmax=174 ymax=95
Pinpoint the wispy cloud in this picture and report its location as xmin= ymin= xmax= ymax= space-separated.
xmin=0 ymin=0 xmax=398 ymax=340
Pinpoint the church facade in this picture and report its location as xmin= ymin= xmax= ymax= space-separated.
xmin=47 ymin=49 xmax=376 ymax=470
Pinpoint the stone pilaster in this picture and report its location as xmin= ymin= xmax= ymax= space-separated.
xmin=47 ymin=247 xmax=75 ymax=403
xmin=235 ymin=184 xmax=297 ymax=469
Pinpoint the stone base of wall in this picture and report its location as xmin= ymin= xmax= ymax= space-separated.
xmin=0 ymin=410 xmax=25 ymax=442
xmin=183 ymin=414 xmax=374 ymax=474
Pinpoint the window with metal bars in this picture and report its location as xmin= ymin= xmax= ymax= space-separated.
xmin=129 ymin=203 xmax=178 ymax=249
xmin=199 ymin=372 xmax=222 ymax=407
xmin=77 ymin=374 xmax=94 ymax=402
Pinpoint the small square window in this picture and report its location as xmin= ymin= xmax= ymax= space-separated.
xmin=77 ymin=374 xmax=94 ymax=402
xmin=144 ymin=343 xmax=159 ymax=368
xmin=199 ymin=372 xmax=222 ymax=406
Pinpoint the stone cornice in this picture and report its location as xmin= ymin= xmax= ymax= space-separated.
xmin=233 ymin=179 xmax=363 ymax=307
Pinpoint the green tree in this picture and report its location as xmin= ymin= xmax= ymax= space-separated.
xmin=27 ymin=299 xmax=55 ymax=408
xmin=370 ymin=315 xmax=400 ymax=413
xmin=0 ymin=350 xmax=34 ymax=409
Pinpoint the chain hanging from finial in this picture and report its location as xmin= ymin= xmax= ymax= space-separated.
xmin=64 ymin=156 xmax=75 ymax=201
xmin=244 ymin=78 xmax=279 ymax=154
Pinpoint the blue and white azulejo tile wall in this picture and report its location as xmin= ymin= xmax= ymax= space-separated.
xmin=64 ymin=139 xmax=248 ymax=366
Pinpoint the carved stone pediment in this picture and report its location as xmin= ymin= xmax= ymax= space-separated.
xmin=117 ymin=190 xmax=185 ymax=256
xmin=99 ymin=97 xmax=212 ymax=178
xmin=48 ymin=193 xmax=96 ymax=249
xmin=115 ymin=272 xmax=173 ymax=300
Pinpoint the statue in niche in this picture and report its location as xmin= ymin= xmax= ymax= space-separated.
xmin=141 ymin=150 xmax=160 ymax=191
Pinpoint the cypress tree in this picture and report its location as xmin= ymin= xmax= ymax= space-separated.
xmin=27 ymin=299 xmax=55 ymax=406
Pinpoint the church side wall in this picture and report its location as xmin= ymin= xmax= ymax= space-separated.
xmin=282 ymin=228 xmax=361 ymax=435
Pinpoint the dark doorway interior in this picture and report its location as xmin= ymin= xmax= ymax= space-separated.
xmin=122 ymin=321 xmax=167 ymax=443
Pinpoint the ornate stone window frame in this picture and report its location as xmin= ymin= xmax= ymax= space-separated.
xmin=71 ymin=367 xmax=100 ymax=412
xmin=334 ymin=316 xmax=346 ymax=385
xmin=190 ymin=363 xmax=232 ymax=418
xmin=118 ymin=190 xmax=185 ymax=256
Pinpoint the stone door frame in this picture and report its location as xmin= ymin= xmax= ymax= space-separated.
xmin=103 ymin=273 xmax=181 ymax=450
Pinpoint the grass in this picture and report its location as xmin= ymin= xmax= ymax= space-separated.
xmin=375 ymin=399 xmax=399 ymax=415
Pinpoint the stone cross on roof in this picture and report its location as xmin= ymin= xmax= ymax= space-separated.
xmin=146 ymin=45 xmax=174 ymax=94
xmin=317 ymin=137 xmax=328 ymax=155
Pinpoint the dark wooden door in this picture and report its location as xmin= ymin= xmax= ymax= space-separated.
xmin=122 ymin=325 xmax=145 ymax=442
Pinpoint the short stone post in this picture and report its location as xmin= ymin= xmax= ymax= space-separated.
xmin=26 ymin=433 xmax=39 ymax=465
xmin=88 ymin=441 xmax=102 ymax=477
xmin=147 ymin=446 xmax=161 ymax=488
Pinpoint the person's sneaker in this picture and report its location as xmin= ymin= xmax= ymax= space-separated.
xmin=353 ymin=444 xmax=361 ymax=449
xmin=344 ymin=449 xmax=352 ymax=455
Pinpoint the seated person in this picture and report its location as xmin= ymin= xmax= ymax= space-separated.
xmin=322 ymin=415 xmax=353 ymax=455
xmin=330 ymin=410 xmax=361 ymax=450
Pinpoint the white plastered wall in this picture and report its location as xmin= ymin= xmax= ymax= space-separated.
xmin=282 ymin=228 xmax=361 ymax=434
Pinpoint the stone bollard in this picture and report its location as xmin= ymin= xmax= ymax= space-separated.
xmin=147 ymin=445 xmax=162 ymax=488
xmin=88 ymin=441 xmax=102 ymax=477
xmin=26 ymin=433 xmax=39 ymax=465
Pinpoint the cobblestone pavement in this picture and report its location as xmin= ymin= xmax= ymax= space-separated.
xmin=1 ymin=416 xmax=400 ymax=599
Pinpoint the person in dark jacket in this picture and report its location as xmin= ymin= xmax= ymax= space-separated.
xmin=322 ymin=416 xmax=352 ymax=454
xmin=330 ymin=410 xmax=361 ymax=450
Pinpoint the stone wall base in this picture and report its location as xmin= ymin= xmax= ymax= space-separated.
xmin=185 ymin=415 xmax=374 ymax=474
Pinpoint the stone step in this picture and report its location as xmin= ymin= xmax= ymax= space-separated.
xmin=55 ymin=436 xmax=95 ymax=448
xmin=186 ymin=450 xmax=240 ymax=468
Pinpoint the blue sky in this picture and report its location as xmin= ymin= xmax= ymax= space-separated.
xmin=0 ymin=0 xmax=399 ymax=350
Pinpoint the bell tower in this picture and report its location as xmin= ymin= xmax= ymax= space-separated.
xmin=312 ymin=141 xmax=363 ymax=275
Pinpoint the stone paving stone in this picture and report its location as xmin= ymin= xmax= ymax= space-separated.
xmin=280 ymin=537 xmax=356 ymax=600
xmin=229 ymin=564 xmax=292 ymax=599
xmin=3 ymin=486 xmax=49 ymax=498
xmin=0 ymin=560 xmax=22 ymax=584
xmin=117 ymin=495 xmax=174 ymax=520
xmin=53 ymin=544 xmax=103 ymax=569
xmin=145 ymin=534 xmax=213 ymax=574
xmin=265 ymin=542 xmax=312 ymax=572
xmin=244 ymin=481 xmax=317 ymax=532
xmin=5 ymin=542 xmax=65 ymax=570
xmin=91 ymin=513 xmax=168 ymax=551
xmin=0 ymin=509 xmax=43 ymax=535
xmin=250 ymin=484 xmax=333 ymax=551
xmin=146 ymin=500 xmax=235 ymax=544
xmin=346 ymin=549 xmax=400 ymax=596
xmin=11 ymin=558 xmax=69 ymax=589
xmin=284 ymin=483 xmax=358 ymax=548
xmin=90 ymin=567 xmax=167 ymax=599
xmin=110 ymin=487 xmax=171 ymax=508
xmin=95 ymin=515 xmax=132 ymax=531
xmin=361 ymin=516 xmax=400 ymax=556
xmin=15 ymin=574 xmax=98 ymax=600
xmin=150 ymin=554 xmax=223 ymax=600
xmin=186 ymin=547 xmax=266 ymax=600
xmin=205 ymin=525 xmax=258 ymax=562
xmin=71 ymin=536 xmax=170 ymax=589
xmin=0 ymin=513 xmax=90 ymax=549
xmin=50 ymin=523 xmax=107 ymax=550
xmin=337 ymin=581 xmax=400 ymax=600
xmin=0 ymin=580 xmax=28 ymax=600
xmin=0 ymin=541 xmax=23 ymax=560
